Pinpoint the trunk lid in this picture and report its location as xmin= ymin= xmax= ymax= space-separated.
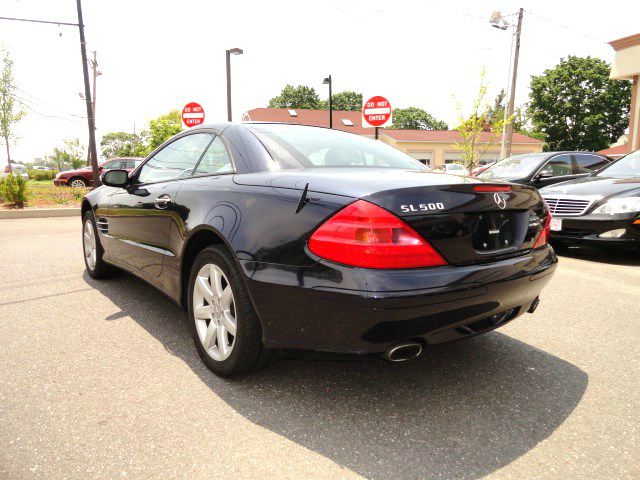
xmin=233 ymin=168 xmax=547 ymax=265
xmin=362 ymin=183 xmax=547 ymax=265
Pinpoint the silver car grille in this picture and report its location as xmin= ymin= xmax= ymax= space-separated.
xmin=541 ymin=196 xmax=597 ymax=216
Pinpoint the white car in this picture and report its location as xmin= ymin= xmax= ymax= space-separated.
xmin=1 ymin=163 xmax=29 ymax=180
xmin=438 ymin=163 xmax=470 ymax=176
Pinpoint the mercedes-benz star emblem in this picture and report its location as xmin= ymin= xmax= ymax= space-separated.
xmin=493 ymin=192 xmax=507 ymax=209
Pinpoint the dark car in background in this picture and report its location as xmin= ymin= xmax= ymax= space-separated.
xmin=54 ymin=157 xmax=142 ymax=187
xmin=81 ymin=123 xmax=557 ymax=377
xmin=478 ymin=152 xmax=612 ymax=188
xmin=540 ymin=149 xmax=640 ymax=249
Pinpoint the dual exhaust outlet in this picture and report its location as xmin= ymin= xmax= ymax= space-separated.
xmin=383 ymin=342 xmax=423 ymax=362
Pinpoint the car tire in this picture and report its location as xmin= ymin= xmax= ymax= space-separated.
xmin=70 ymin=177 xmax=89 ymax=188
xmin=188 ymin=245 xmax=268 ymax=377
xmin=82 ymin=211 xmax=119 ymax=279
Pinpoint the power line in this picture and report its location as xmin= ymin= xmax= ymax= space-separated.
xmin=0 ymin=15 xmax=79 ymax=27
xmin=526 ymin=10 xmax=608 ymax=46
xmin=14 ymin=87 xmax=86 ymax=119
xmin=15 ymin=88 xmax=86 ymax=118
xmin=15 ymin=98 xmax=85 ymax=123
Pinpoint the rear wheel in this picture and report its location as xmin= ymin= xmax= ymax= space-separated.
xmin=83 ymin=211 xmax=118 ymax=279
xmin=70 ymin=177 xmax=88 ymax=188
xmin=188 ymin=245 xmax=267 ymax=377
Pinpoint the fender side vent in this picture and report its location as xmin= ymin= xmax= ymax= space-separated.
xmin=96 ymin=217 xmax=109 ymax=235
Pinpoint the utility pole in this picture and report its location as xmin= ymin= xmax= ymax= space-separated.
xmin=76 ymin=0 xmax=100 ymax=186
xmin=0 ymin=11 xmax=99 ymax=183
xmin=90 ymin=51 xmax=100 ymax=123
xmin=503 ymin=7 xmax=523 ymax=159
xmin=86 ymin=50 xmax=101 ymax=165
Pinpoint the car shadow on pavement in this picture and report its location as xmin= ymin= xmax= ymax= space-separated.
xmin=85 ymin=271 xmax=588 ymax=480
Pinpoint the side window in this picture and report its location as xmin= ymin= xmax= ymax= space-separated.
xmin=103 ymin=159 xmax=126 ymax=170
xmin=543 ymin=154 xmax=573 ymax=177
xmin=137 ymin=133 xmax=212 ymax=183
xmin=194 ymin=136 xmax=234 ymax=175
xmin=126 ymin=160 xmax=141 ymax=169
xmin=575 ymin=154 xmax=609 ymax=173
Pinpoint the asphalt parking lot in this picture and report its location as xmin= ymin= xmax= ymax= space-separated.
xmin=0 ymin=217 xmax=639 ymax=480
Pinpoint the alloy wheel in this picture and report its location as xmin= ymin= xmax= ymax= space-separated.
xmin=193 ymin=263 xmax=237 ymax=361
xmin=83 ymin=219 xmax=97 ymax=270
xmin=71 ymin=179 xmax=87 ymax=188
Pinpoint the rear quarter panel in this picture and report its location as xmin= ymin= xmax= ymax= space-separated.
xmin=165 ymin=175 xmax=352 ymax=300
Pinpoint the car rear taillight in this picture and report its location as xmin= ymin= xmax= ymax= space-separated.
xmin=533 ymin=213 xmax=551 ymax=248
xmin=308 ymin=200 xmax=447 ymax=269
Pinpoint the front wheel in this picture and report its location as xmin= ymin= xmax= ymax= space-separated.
xmin=70 ymin=177 xmax=89 ymax=188
xmin=83 ymin=211 xmax=118 ymax=279
xmin=188 ymin=245 xmax=267 ymax=377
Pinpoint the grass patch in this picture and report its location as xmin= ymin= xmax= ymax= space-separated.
xmin=0 ymin=184 xmax=86 ymax=210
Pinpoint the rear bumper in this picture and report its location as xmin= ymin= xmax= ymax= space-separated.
xmin=241 ymin=246 xmax=557 ymax=355
xmin=549 ymin=214 xmax=640 ymax=247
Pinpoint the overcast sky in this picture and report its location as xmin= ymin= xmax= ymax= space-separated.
xmin=1 ymin=0 xmax=638 ymax=166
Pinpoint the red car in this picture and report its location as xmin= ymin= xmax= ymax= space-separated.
xmin=54 ymin=157 xmax=142 ymax=187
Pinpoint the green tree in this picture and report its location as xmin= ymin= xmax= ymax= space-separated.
xmin=486 ymin=90 xmax=544 ymax=141
xmin=388 ymin=107 xmax=448 ymax=130
xmin=268 ymin=85 xmax=321 ymax=109
xmin=100 ymin=131 xmax=146 ymax=159
xmin=319 ymin=91 xmax=363 ymax=111
xmin=454 ymin=73 xmax=511 ymax=170
xmin=529 ymin=56 xmax=631 ymax=151
xmin=0 ymin=51 xmax=26 ymax=173
xmin=143 ymin=110 xmax=182 ymax=151
xmin=50 ymin=138 xmax=86 ymax=170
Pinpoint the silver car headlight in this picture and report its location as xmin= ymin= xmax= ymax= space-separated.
xmin=592 ymin=197 xmax=640 ymax=215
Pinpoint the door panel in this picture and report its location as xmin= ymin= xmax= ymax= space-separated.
xmin=104 ymin=132 xmax=214 ymax=277
xmin=106 ymin=181 xmax=183 ymax=277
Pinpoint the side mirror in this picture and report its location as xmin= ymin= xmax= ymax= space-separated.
xmin=536 ymin=168 xmax=553 ymax=179
xmin=101 ymin=169 xmax=129 ymax=188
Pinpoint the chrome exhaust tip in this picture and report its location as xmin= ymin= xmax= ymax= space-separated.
xmin=384 ymin=342 xmax=423 ymax=362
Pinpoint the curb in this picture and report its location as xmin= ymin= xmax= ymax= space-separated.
xmin=0 ymin=208 xmax=81 ymax=219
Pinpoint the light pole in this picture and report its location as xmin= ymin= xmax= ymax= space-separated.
xmin=490 ymin=8 xmax=524 ymax=159
xmin=226 ymin=48 xmax=243 ymax=122
xmin=323 ymin=75 xmax=332 ymax=129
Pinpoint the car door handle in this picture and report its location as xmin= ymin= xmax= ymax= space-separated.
xmin=154 ymin=194 xmax=172 ymax=209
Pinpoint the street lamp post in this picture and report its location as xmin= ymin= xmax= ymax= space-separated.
xmin=226 ymin=48 xmax=243 ymax=122
xmin=490 ymin=8 xmax=524 ymax=159
xmin=323 ymin=75 xmax=332 ymax=129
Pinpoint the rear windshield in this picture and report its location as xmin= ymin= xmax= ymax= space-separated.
xmin=479 ymin=153 xmax=547 ymax=179
xmin=250 ymin=124 xmax=428 ymax=171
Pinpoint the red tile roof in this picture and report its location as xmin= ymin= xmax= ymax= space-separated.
xmin=243 ymin=108 xmax=373 ymax=136
xmin=242 ymin=108 xmax=543 ymax=144
xmin=381 ymin=129 xmax=543 ymax=144
xmin=596 ymin=144 xmax=629 ymax=157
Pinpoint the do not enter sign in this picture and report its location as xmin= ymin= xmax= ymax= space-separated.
xmin=362 ymin=96 xmax=392 ymax=128
xmin=182 ymin=102 xmax=205 ymax=127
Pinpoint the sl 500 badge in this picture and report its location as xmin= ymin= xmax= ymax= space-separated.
xmin=400 ymin=203 xmax=445 ymax=213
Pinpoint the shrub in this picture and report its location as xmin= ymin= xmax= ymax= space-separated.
xmin=1 ymin=173 xmax=29 ymax=207
xmin=28 ymin=169 xmax=58 ymax=181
